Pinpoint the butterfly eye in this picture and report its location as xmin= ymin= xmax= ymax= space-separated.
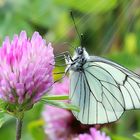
xmin=77 ymin=47 xmax=83 ymax=55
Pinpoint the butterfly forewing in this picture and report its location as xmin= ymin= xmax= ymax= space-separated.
xmin=91 ymin=59 xmax=140 ymax=110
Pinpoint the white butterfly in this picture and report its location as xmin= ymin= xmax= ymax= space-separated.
xmin=65 ymin=46 xmax=140 ymax=124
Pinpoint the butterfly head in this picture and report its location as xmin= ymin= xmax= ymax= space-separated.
xmin=74 ymin=46 xmax=89 ymax=60
xmin=76 ymin=46 xmax=84 ymax=55
xmin=65 ymin=47 xmax=89 ymax=72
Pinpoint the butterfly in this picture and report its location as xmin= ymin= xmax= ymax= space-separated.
xmin=64 ymin=46 xmax=140 ymax=124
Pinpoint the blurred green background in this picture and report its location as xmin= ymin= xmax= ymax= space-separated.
xmin=1 ymin=0 xmax=140 ymax=140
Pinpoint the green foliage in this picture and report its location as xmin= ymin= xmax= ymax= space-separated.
xmin=43 ymin=95 xmax=69 ymax=100
xmin=55 ymin=0 xmax=117 ymax=13
xmin=28 ymin=119 xmax=46 ymax=140
xmin=41 ymin=98 xmax=79 ymax=112
xmin=107 ymin=52 xmax=140 ymax=69
xmin=0 ymin=111 xmax=5 ymax=128
xmin=0 ymin=111 xmax=12 ymax=128
xmin=41 ymin=94 xmax=79 ymax=112
xmin=0 ymin=0 xmax=64 ymax=40
xmin=112 ymin=135 xmax=133 ymax=140
xmin=134 ymin=133 xmax=140 ymax=140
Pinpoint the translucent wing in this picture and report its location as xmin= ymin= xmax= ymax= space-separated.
xmin=70 ymin=56 xmax=140 ymax=124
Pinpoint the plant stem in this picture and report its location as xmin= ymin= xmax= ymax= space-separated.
xmin=16 ymin=116 xmax=23 ymax=140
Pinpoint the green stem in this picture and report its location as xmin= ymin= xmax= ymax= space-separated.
xmin=16 ymin=115 xmax=23 ymax=140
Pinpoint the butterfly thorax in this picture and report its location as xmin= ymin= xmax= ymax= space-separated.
xmin=65 ymin=47 xmax=89 ymax=72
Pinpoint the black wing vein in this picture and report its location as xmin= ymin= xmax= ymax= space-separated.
xmin=85 ymin=70 xmax=118 ymax=88
xmin=83 ymin=72 xmax=98 ymax=101
xmin=71 ymin=72 xmax=80 ymax=99
xmin=127 ymin=79 xmax=140 ymax=103
xmin=102 ymin=85 xmax=124 ymax=109
xmin=103 ymin=91 xmax=118 ymax=120
xmin=122 ymin=84 xmax=135 ymax=108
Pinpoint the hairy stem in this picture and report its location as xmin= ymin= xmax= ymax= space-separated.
xmin=16 ymin=115 xmax=23 ymax=140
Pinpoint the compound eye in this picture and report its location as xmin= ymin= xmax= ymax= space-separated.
xmin=78 ymin=48 xmax=83 ymax=55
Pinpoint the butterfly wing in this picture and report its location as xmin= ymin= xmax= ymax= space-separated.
xmin=70 ymin=56 xmax=140 ymax=124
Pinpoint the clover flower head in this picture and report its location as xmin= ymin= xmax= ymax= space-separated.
xmin=51 ymin=77 xmax=69 ymax=95
xmin=43 ymin=105 xmax=72 ymax=140
xmin=74 ymin=128 xmax=111 ymax=140
xmin=0 ymin=31 xmax=54 ymax=109
xmin=90 ymin=128 xmax=111 ymax=140
xmin=43 ymin=77 xmax=71 ymax=140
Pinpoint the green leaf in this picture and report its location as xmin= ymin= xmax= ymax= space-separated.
xmin=42 ymin=95 xmax=69 ymax=100
xmin=133 ymin=133 xmax=140 ymax=139
xmin=112 ymin=135 xmax=132 ymax=140
xmin=55 ymin=0 xmax=117 ymax=13
xmin=41 ymin=99 xmax=80 ymax=112
xmin=0 ymin=100 xmax=11 ymax=111
xmin=0 ymin=111 xmax=11 ymax=128
xmin=28 ymin=119 xmax=45 ymax=140
xmin=0 ymin=111 xmax=5 ymax=128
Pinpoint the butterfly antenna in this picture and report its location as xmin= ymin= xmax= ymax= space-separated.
xmin=70 ymin=11 xmax=84 ymax=47
xmin=80 ymin=33 xmax=84 ymax=48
